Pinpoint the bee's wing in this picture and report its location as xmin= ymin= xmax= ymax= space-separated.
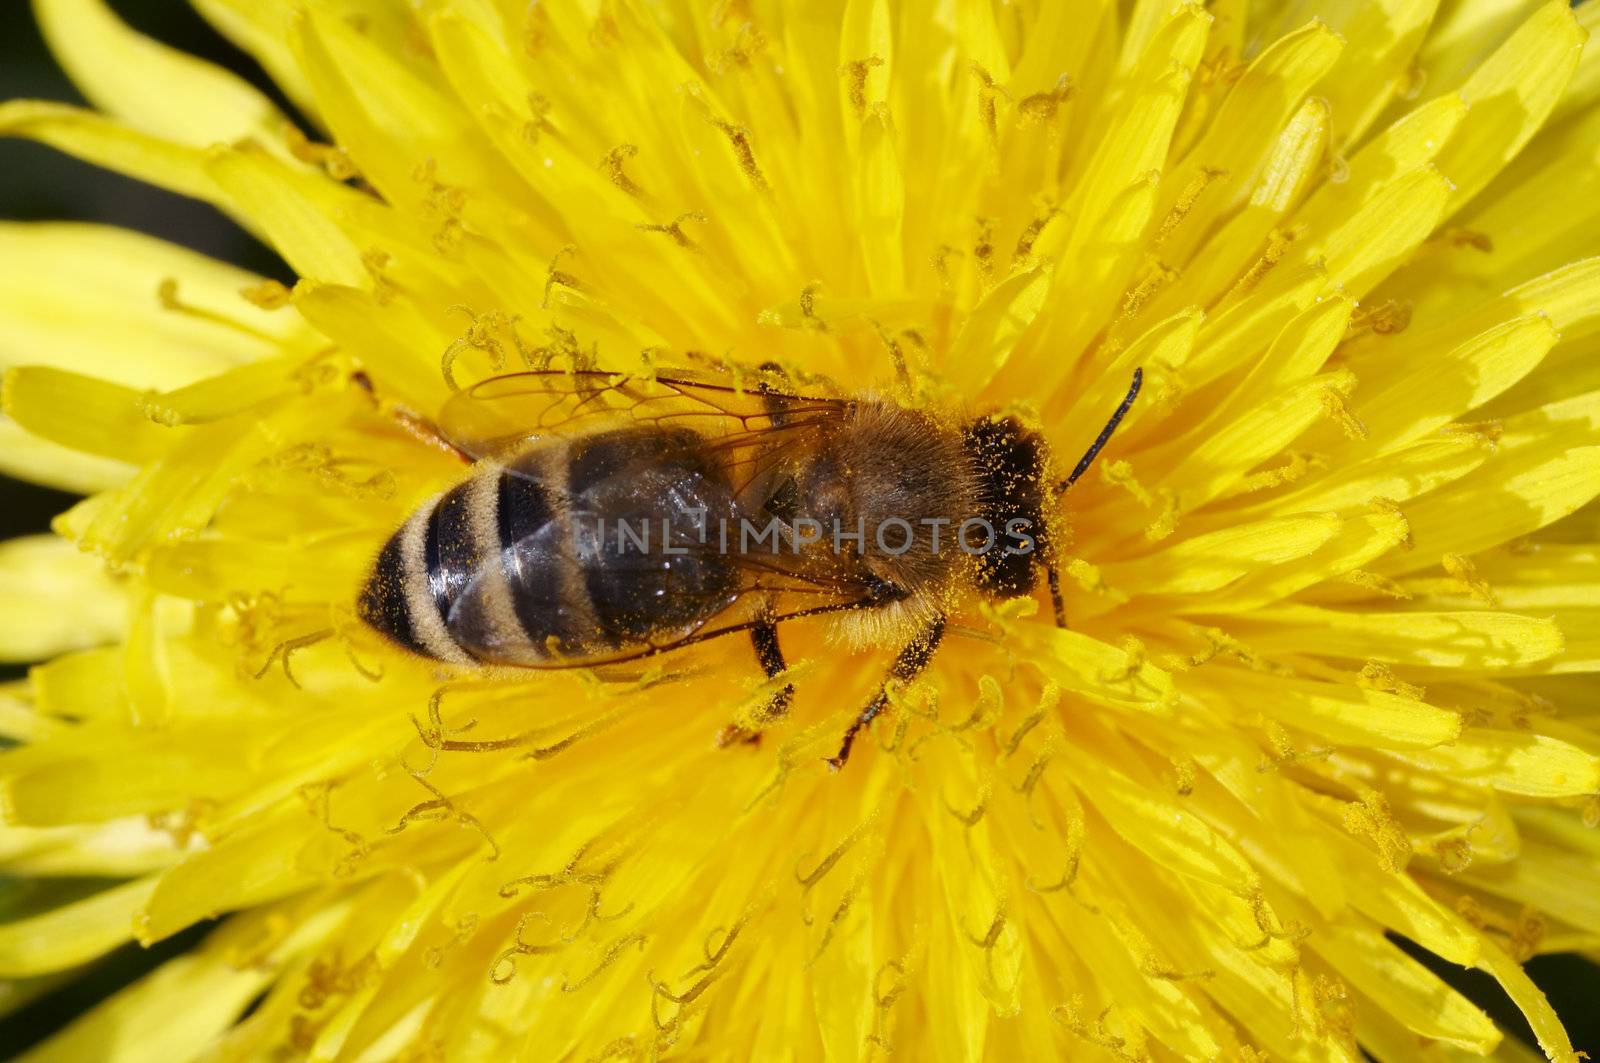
xmin=437 ymin=369 xmax=851 ymax=460
xmin=447 ymin=530 xmax=894 ymax=671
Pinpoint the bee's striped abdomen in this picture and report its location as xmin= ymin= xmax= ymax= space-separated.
xmin=360 ymin=428 xmax=743 ymax=667
xmin=359 ymin=532 xmax=430 ymax=658
xmin=359 ymin=443 xmax=604 ymax=665
xmin=358 ymin=474 xmax=493 ymax=665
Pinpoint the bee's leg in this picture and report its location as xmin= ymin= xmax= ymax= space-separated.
xmin=828 ymin=616 xmax=946 ymax=769
xmin=1047 ymin=565 xmax=1068 ymax=628
xmin=717 ymin=620 xmax=793 ymax=747
xmin=351 ymin=370 xmax=470 ymax=462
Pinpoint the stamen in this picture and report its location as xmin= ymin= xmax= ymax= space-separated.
xmin=636 ymin=211 xmax=708 ymax=250
xmin=1025 ymin=832 xmax=1083 ymax=897
xmin=1143 ymin=490 xmax=1179 ymax=541
xmin=1367 ymin=497 xmax=1412 ymax=550
xmin=1319 ymin=385 xmax=1368 ymax=440
xmin=589 ymin=5 xmax=621 ymax=49
xmin=839 ymin=56 xmax=884 ymax=115
xmin=1341 ymin=790 xmax=1412 ymax=872
xmin=1119 ymin=260 xmax=1177 ymax=320
xmin=296 ymin=781 xmax=369 ymax=873
xmin=600 ymin=144 xmax=645 ymax=197
xmin=283 ymin=123 xmax=357 ymax=180
xmin=973 ymin=216 xmax=997 ymax=279
xmin=1257 ymin=720 xmax=1332 ymax=772
xmin=1229 ymin=228 xmax=1299 ymax=298
xmin=925 ymin=250 xmax=959 ymax=298
xmin=157 ymin=278 xmax=283 ymax=344
xmin=968 ymin=64 xmax=1005 ymax=151
xmin=240 ymin=280 xmax=293 ymax=310
xmin=1152 ymin=167 xmax=1226 ymax=247
xmin=1442 ymin=553 xmax=1498 ymax=606
xmin=543 ymin=245 xmax=582 ymax=308
xmin=560 ymin=933 xmax=647 ymax=993
xmin=1425 ymin=228 xmax=1495 ymax=255
xmin=1340 ymin=569 xmax=1411 ymax=600
xmin=712 ymin=23 xmax=767 ymax=74
xmin=1196 ymin=48 xmax=1247 ymax=89
xmin=1346 ymin=299 xmax=1412 ymax=338
xmin=1012 ymin=203 xmax=1061 ymax=264
xmin=1171 ymin=755 xmax=1198 ymax=796
xmin=521 ymin=92 xmax=554 ymax=144
xmin=396 ymin=772 xmax=501 ymax=862
xmin=491 ymin=911 xmax=565 ymax=984
xmin=1002 ymin=708 xmax=1047 ymax=760
xmin=708 ymin=117 xmax=769 ymax=191
xmin=441 ymin=305 xmax=525 ymax=389
xmin=795 ymin=819 xmax=869 ymax=894
xmin=1016 ymin=74 xmax=1073 ymax=128
xmin=806 ymin=879 xmax=863 ymax=965
xmin=523 ymin=3 xmax=549 ymax=56
xmin=252 ymin=628 xmax=334 ymax=688
xmin=1440 ymin=420 xmax=1503 ymax=451
xmin=413 ymin=159 xmax=467 ymax=251
xmin=710 ymin=0 xmax=754 ymax=30
xmin=943 ymin=787 xmax=988 ymax=827
xmin=1357 ymin=661 xmax=1425 ymax=701
xmin=1239 ymin=450 xmax=1319 ymax=492
xmin=1429 ymin=832 xmax=1474 ymax=874
xmin=1052 ymin=999 xmax=1151 ymax=1062
xmin=867 ymin=960 xmax=910 ymax=1053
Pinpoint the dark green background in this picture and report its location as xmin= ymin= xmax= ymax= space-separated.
xmin=0 ymin=1 xmax=1594 ymax=1057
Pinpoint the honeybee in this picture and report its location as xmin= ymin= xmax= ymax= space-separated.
xmin=358 ymin=366 xmax=1141 ymax=765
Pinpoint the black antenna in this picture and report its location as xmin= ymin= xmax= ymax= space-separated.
xmin=1056 ymin=367 xmax=1143 ymax=494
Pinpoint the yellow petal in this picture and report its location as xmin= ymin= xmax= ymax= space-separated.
xmin=0 ymin=419 xmax=134 ymax=494
xmin=1268 ymin=435 xmax=1491 ymax=515
xmin=2 ymin=367 xmax=178 ymax=464
xmin=1067 ymin=748 xmax=1258 ymax=895
xmin=0 ymin=101 xmax=222 ymax=206
xmin=1355 ymin=315 xmax=1560 ymax=451
xmin=1432 ymin=0 xmax=1587 ymax=214
xmin=1316 ymin=165 xmax=1454 ymax=297
xmin=1471 ymin=931 xmax=1581 ymax=1063
xmin=19 ymin=922 xmax=280 ymax=1063
xmin=1316 ymin=920 xmax=1499 ymax=1052
xmin=1157 ymin=19 xmax=1343 ymax=268
xmin=0 ymin=818 xmax=186 ymax=878
xmin=1460 ymin=836 xmax=1600 ymax=938
xmin=1104 ymin=513 xmax=1342 ymax=596
xmin=33 ymin=0 xmax=293 ymax=154
xmin=948 ymin=265 xmax=1051 ymax=391
xmin=1393 ymin=729 xmax=1600 ymax=797
xmin=0 ymin=222 xmax=315 ymax=384
xmin=1380 ymin=391 xmax=1600 ymax=574
xmin=0 ymin=877 xmax=155 ymax=977
xmin=1413 ymin=0 xmax=1551 ymax=96
xmin=204 ymin=148 xmax=369 ymax=287
xmin=1231 ymin=605 xmax=1565 ymax=671
xmin=0 ymin=536 xmax=127 ymax=663
xmin=188 ymin=0 xmax=315 ymax=118
xmin=1207 ymin=668 xmax=1463 ymax=750
xmin=1317 ymin=0 xmax=1442 ymax=146
xmin=1203 ymin=507 xmax=1412 ymax=612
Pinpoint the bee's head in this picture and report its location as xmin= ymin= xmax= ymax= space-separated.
xmin=960 ymin=415 xmax=1049 ymax=599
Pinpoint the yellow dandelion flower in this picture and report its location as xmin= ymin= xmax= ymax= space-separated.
xmin=3 ymin=0 xmax=1600 ymax=1059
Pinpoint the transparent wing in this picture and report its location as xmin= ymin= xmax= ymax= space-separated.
xmin=438 ymin=369 xmax=852 ymax=461
xmin=449 ymin=540 xmax=892 ymax=670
